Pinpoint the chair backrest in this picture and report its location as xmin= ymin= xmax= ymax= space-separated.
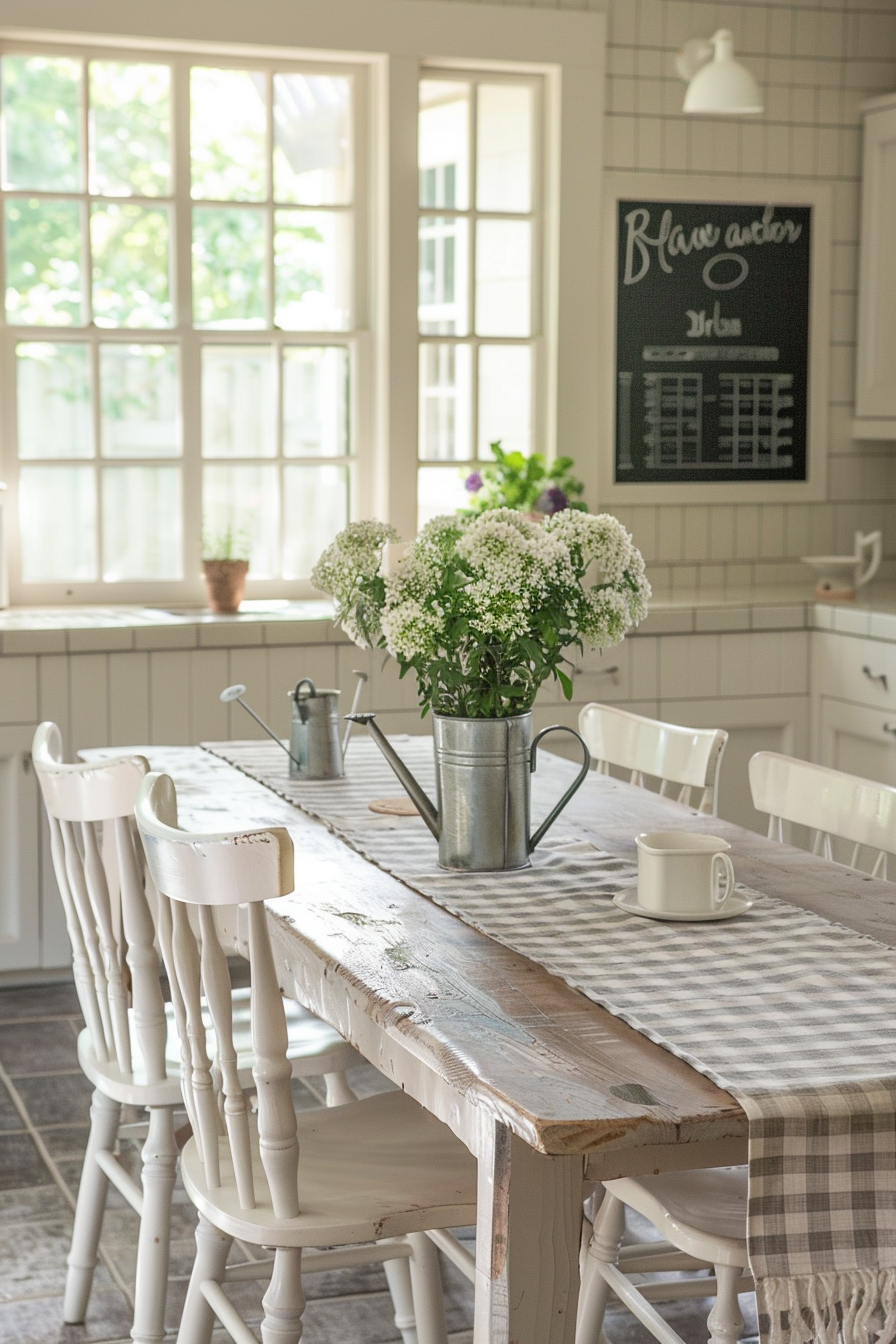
xmin=749 ymin=750 xmax=896 ymax=879
xmin=31 ymin=722 xmax=166 ymax=1083
xmin=135 ymin=771 xmax=299 ymax=1217
xmin=578 ymin=703 xmax=728 ymax=816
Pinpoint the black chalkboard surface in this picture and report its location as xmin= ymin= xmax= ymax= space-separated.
xmin=614 ymin=200 xmax=811 ymax=483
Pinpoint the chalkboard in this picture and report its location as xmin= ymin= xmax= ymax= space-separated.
xmin=614 ymin=200 xmax=812 ymax=484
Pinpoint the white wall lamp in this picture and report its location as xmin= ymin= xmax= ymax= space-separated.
xmin=676 ymin=29 xmax=763 ymax=116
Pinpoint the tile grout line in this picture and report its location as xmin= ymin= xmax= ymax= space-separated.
xmin=0 ymin=1059 xmax=135 ymax=1310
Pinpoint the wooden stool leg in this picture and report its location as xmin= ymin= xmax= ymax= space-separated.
xmin=407 ymin=1231 xmax=449 ymax=1344
xmin=384 ymin=1251 xmax=420 ymax=1344
xmin=175 ymin=1214 xmax=232 ymax=1344
xmin=131 ymin=1106 xmax=178 ymax=1344
xmin=260 ymin=1247 xmax=305 ymax=1344
xmin=64 ymin=1087 xmax=121 ymax=1323
xmin=707 ymin=1264 xmax=745 ymax=1344
xmin=576 ymin=1191 xmax=626 ymax=1344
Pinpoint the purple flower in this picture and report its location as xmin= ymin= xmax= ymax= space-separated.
xmin=465 ymin=472 xmax=483 ymax=493
xmin=534 ymin=486 xmax=569 ymax=515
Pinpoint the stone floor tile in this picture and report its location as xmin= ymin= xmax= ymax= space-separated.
xmin=12 ymin=1073 xmax=93 ymax=1128
xmin=0 ymin=1022 xmax=81 ymax=1075
xmin=0 ymin=1218 xmax=116 ymax=1304
xmin=0 ymin=1289 xmax=134 ymax=1344
xmin=0 ymin=1183 xmax=72 ymax=1225
xmin=0 ymin=1080 xmax=24 ymax=1131
xmin=0 ymin=983 xmax=81 ymax=1022
xmin=38 ymin=1125 xmax=90 ymax=1159
xmin=0 ymin=1132 xmax=51 ymax=1191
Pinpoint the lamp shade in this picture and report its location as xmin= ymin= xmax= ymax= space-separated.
xmin=683 ymin=30 xmax=762 ymax=115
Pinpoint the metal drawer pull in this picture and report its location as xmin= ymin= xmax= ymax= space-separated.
xmin=884 ymin=723 xmax=896 ymax=737
xmin=863 ymin=666 xmax=888 ymax=691
xmin=572 ymin=664 xmax=620 ymax=683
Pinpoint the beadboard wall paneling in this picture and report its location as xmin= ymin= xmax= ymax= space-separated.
xmin=407 ymin=0 xmax=896 ymax=591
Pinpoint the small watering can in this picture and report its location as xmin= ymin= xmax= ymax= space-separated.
xmin=220 ymin=670 xmax=367 ymax=780
xmin=347 ymin=710 xmax=591 ymax=872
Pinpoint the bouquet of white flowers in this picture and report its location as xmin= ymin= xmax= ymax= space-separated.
xmin=312 ymin=508 xmax=650 ymax=720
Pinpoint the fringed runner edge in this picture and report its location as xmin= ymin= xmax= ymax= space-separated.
xmin=758 ymin=1268 xmax=896 ymax=1344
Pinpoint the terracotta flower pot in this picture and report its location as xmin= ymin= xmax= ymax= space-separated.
xmin=202 ymin=559 xmax=248 ymax=614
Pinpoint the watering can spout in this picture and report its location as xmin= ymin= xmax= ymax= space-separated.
xmin=345 ymin=713 xmax=441 ymax=840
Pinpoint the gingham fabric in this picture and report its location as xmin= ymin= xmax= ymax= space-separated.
xmin=206 ymin=737 xmax=896 ymax=1344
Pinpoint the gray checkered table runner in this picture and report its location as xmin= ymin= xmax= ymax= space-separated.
xmin=206 ymin=737 xmax=896 ymax=1344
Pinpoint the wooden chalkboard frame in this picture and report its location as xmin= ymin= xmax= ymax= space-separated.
xmin=598 ymin=173 xmax=832 ymax=506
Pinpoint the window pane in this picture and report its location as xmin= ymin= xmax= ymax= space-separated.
xmin=283 ymin=465 xmax=347 ymax=579
xmin=102 ymin=466 xmax=181 ymax=580
xmin=89 ymin=62 xmax=171 ymax=198
xmin=91 ymin=204 xmax=171 ymax=328
xmin=5 ymin=199 xmax=82 ymax=326
xmin=100 ymin=345 xmax=180 ymax=458
xmin=203 ymin=463 xmax=278 ymax=577
xmin=201 ymin=346 xmax=275 ymax=458
xmin=274 ymin=210 xmax=350 ymax=331
xmin=479 ymin=345 xmax=531 ymax=457
xmin=191 ymin=68 xmax=266 ymax=202
xmin=193 ymin=207 xmax=266 ymax=328
xmin=419 ymin=81 xmax=469 ymax=210
xmin=17 ymin=343 xmax=92 ymax=460
xmin=476 ymin=84 xmax=533 ymax=214
xmin=283 ymin=347 xmax=348 ymax=457
xmin=20 ymin=465 xmax=96 ymax=581
xmin=1 ymin=55 xmax=81 ymax=193
xmin=475 ymin=219 xmax=531 ymax=337
xmin=274 ymin=74 xmax=352 ymax=206
xmin=419 ymin=216 xmax=468 ymax=336
xmin=418 ymin=343 xmax=471 ymax=461
xmin=417 ymin=466 xmax=468 ymax=532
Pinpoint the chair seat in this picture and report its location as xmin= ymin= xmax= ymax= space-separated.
xmin=605 ymin=1166 xmax=749 ymax=1268
xmin=79 ymin=991 xmax=359 ymax=1106
xmin=180 ymin=1088 xmax=478 ymax=1247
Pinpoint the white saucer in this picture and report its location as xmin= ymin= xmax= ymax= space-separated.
xmin=612 ymin=886 xmax=754 ymax=922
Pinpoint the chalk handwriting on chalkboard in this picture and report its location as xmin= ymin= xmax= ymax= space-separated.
xmin=623 ymin=204 xmax=803 ymax=286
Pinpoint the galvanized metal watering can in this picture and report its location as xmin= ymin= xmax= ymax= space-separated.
xmin=347 ymin=710 xmax=591 ymax=872
xmin=220 ymin=670 xmax=367 ymax=780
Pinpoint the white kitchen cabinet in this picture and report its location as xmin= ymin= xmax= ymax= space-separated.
xmin=818 ymin=698 xmax=896 ymax=783
xmin=854 ymin=92 xmax=896 ymax=439
xmin=0 ymin=728 xmax=40 ymax=973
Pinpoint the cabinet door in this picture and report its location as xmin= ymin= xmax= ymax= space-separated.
xmin=818 ymin=696 xmax=896 ymax=785
xmin=855 ymin=103 xmax=896 ymax=425
xmin=657 ymin=695 xmax=809 ymax=835
xmin=0 ymin=729 xmax=41 ymax=974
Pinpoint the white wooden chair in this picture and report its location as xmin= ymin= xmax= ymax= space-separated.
xmin=577 ymin=1170 xmax=753 ymax=1344
xmin=578 ymin=704 xmax=729 ymax=816
xmin=32 ymin=724 xmax=364 ymax=1344
xmin=749 ymin=750 xmax=896 ymax=878
xmin=135 ymin=769 xmax=479 ymax=1344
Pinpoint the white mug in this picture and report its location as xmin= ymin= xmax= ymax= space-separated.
xmin=635 ymin=831 xmax=735 ymax=917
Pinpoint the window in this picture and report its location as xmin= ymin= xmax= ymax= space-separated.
xmin=1 ymin=46 xmax=362 ymax=596
xmin=417 ymin=73 xmax=542 ymax=527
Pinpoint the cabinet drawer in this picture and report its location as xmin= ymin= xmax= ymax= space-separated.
xmin=812 ymin=631 xmax=896 ymax=707
xmin=819 ymin=697 xmax=896 ymax=785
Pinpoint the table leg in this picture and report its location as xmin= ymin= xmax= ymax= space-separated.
xmin=473 ymin=1119 xmax=584 ymax=1344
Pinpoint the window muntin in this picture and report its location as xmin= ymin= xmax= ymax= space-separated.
xmin=1 ymin=46 xmax=361 ymax=594
xmin=416 ymin=72 xmax=542 ymax=528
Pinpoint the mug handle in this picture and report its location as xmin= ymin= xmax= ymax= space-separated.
xmin=712 ymin=852 xmax=736 ymax=911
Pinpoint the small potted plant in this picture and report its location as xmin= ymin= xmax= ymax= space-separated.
xmin=462 ymin=442 xmax=587 ymax=519
xmin=201 ymin=526 xmax=251 ymax=614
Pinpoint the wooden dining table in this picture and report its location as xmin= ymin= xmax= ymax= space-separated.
xmin=102 ymin=740 xmax=896 ymax=1344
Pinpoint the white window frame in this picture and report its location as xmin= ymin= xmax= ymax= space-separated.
xmin=0 ymin=0 xmax=605 ymax=607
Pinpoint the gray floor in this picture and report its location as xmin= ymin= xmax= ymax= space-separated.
xmin=0 ymin=980 xmax=754 ymax=1343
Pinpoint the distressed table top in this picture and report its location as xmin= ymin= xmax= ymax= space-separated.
xmin=95 ymin=742 xmax=896 ymax=1173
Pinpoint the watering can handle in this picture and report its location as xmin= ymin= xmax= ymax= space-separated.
xmin=528 ymin=726 xmax=591 ymax=853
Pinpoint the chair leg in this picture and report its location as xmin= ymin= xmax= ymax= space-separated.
xmin=576 ymin=1191 xmax=626 ymax=1344
xmin=64 ymin=1087 xmax=121 ymax=1323
xmin=323 ymin=1071 xmax=357 ymax=1107
xmin=707 ymin=1264 xmax=745 ymax=1344
xmin=260 ymin=1247 xmax=305 ymax=1344
xmin=407 ymin=1231 xmax=449 ymax=1344
xmin=384 ymin=1251 xmax=420 ymax=1344
xmin=131 ymin=1106 xmax=178 ymax=1344
xmin=176 ymin=1213 xmax=233 ymax=1344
